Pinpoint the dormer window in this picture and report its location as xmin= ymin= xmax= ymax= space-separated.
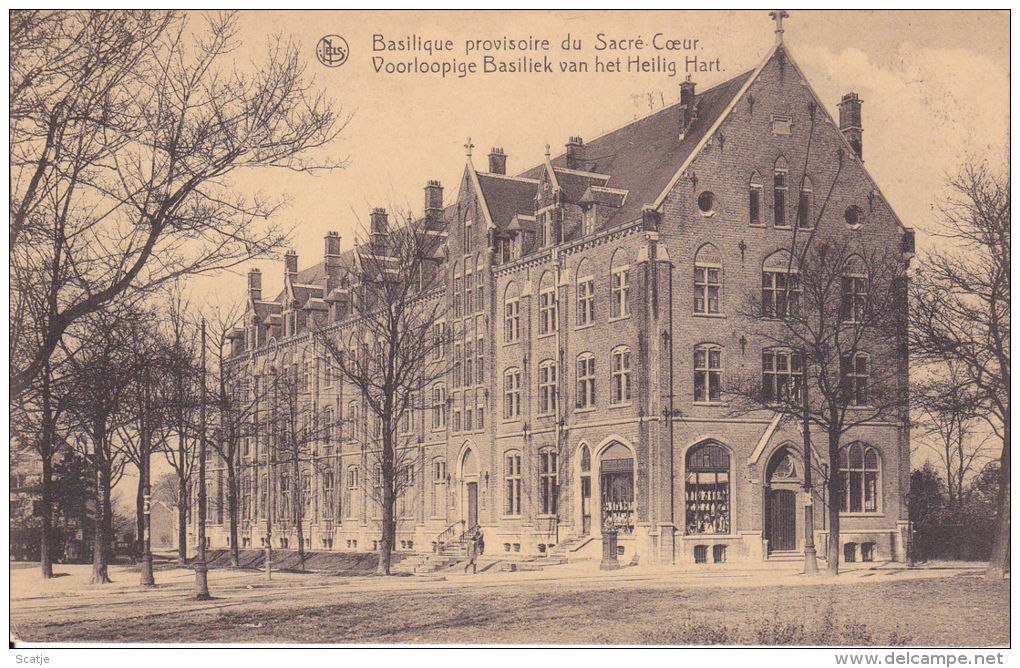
xmin=584 ymin=206 xmax=597 ymax=236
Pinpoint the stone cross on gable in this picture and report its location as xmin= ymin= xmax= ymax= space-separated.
xmin=464 ymin=137 xmax=475 ymax=157
xmin=770 ymin=10 xmax=789 ymax=43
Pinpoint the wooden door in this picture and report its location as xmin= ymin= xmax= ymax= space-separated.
xmin=767 ymin=489 xmax=797 ymax=552
xmin=466 ymin=482 xmax=478 ymax=530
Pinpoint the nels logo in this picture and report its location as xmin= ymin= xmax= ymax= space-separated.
xmin=316 ymin=35 xmax=349 ymax=67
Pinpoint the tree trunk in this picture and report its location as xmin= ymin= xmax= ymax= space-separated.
xmin=40 ymin=454 xmax=54 ymax=578
xmin=378 ymin=476 xmax=394 ymax=575
xmin=227 ymin=460 xmax=239 ymax=568
xmin=986 ymin=428 xmax=1010 ymax=579
xmin=135 ymin=471 xmax=146 ymax=560
xmin=90 ymin=458 xmax=112 ymax=584
xmin=177 ymin=481 xmax=189 ymax=565
xmin=295 ymin=464 xmax=306 ymax=572
xmin=826 ymin=431 xmax=842 ymax=576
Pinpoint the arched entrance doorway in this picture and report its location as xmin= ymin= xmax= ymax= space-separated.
xmin=599 ymin=441 xmax=634 ymax=534
xmin=764 ymin=446 xmax=800 ymax=553
xmin=460 ymin=448 xmax=479 ymax=530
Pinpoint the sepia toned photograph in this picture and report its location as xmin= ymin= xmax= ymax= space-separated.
xmin=9 ymin=9 xmax=1009 ymax=654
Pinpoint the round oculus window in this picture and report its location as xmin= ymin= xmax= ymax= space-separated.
xmin=698 ymin=191 xmax=716 ymax=215
xmin=845 ymin=205 xmax=864 ymax=229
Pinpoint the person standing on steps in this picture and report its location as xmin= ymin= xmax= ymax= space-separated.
xmin=465 ymin=528 xmax=483 ymax=574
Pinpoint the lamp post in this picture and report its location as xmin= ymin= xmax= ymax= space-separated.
xmin=801 ymin=359 xmax=818 ymax=574
xmin=194 ymin=319 xmax=212 ymax=599
xmin=140 ymin=375 xmax=155 ymax=586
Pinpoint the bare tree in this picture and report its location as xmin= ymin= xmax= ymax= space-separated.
xmin=63 ymin=307 xmax=146 ymax=583
xmin=10 ymin=10 xmax=346 ymax=400
xmin=911 ymin=157 xmax=1010 ymax=579
xmin=317 ymin=211 xmax=450 ymax=575
xmin=730 ymin=235 xmax=910 ymax=576
xmin=913 ymin=363 xmax=993 ymax=510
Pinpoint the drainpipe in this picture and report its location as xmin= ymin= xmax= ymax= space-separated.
xmin=554 ymin=249 xmax=563 ymax=546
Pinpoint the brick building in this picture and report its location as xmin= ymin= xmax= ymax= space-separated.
xmin=204 ymin=30 xmax=912 ymax=565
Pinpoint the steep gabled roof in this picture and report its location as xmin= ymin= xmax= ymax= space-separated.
xmin=474 ymin=172 xmax=539 ymax=232
xmin=517 ymin=69 xmax=754 ymax=226
xmin=552 ymin=168 xmax=611 ymax=204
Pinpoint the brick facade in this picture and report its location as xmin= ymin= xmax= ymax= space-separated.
xmin=199 ymin=40 xmax=912 ymax=566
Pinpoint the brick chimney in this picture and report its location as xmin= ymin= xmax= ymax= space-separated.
xmin=488 ymin=147 xmax=507 ymax=175
xmin=324 ymin=231 xmax=342 ymax=290
xmin=248 ymin=268 xmax=262 ymax=302
xmin=838 ymin=92 xmax=863 ymax=160
xmin=284 ymin=250 xmax=298 ymax=278
xmin=425 ymin=180 xmax=444 ymax=220
xmin=370 ymin=207 xmax=389 ymax=252
xmin=679 ymin=77 xmax=697 ymax=140
xmin=565 ymin=137 xmax=585 ymax=170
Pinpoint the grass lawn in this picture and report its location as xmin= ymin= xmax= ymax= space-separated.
xmin=14 ymin=574 xmax=1008 ymax=645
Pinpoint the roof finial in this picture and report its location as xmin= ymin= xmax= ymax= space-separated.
xmin=544 ymin=143 xmax=551 ymax=158
xmin=464 ymin=137 xmax=475 ymax=158
xmin=770 ymin=10 xmax=789 ymax=44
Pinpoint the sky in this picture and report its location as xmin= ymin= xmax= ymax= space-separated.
xmin=195 ymin=9 xmax=1010 ymax=302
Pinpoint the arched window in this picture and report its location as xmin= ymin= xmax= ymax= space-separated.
xmin=504 ymin=282 xmax=521 ymax=343
xmin=579 ymin=444 xmax=592 ymax=534
xmin=797 ymin=176 xmax=814 ymax=229
xmin=841 ymin=352 xmax=870 ymax=406
xmin=774 ymin=157 xmax=789 ymax=228
xmin=539 ymin=448 xmax=558 ymax=515
xmin=694 ymin=243 xmax=723 ymax=314
xmin=694 ymin=344 xmax=723 ymax=403
xmin=749 ymin=171 xmax=763 ymax=225
xmin=346 ymin=465 xmax=359 ymax=518
xmin=504 ymin=451 xmax=523 ymax=516
xmin=503 ymin=368 xmax=522 ymax=420
xmin=601 ymin=441 xmax=634 ymax=533
xmin=685 ymin=442 xmax=731 ymax=535
xmin=580 ymin=444 xmax=592 ymax=472
xmin=576 ymin=352 xmax=596 ymax=410
xmin=280 ymin=472 xmax=291 ymax=522
xmin=840 ymin=443 xmax=880 ymax=513
xmin=538 ymin=271 xmax=557 ymax=335
xmin=762 ymin=250 xmax=800 ymax=318
xmin=610 ymin=346 xmax=632 ymax=404
xmin=347 ymin=400 xmax=359 ymax=441
xmin=576 ymin=259 xmax=596 ymax=327
xmin=538 ymin=359 xmax=558 ymax=414
xmin=610 ymin=249 xmax=630 ymax=319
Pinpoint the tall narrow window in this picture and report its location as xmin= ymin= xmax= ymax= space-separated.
xmin=347 ymin=400 xmax=359 ymax=441
xmin=432 ymin=459 xmax=446 ymax=517
xmin=538 ymin=360 xmax=558 ymax=415
xmin=685 ymin=442 xmax=731 ymax=535
xmin=539 ymin=273 xmax=557 ymax=335
xmin=503 ymin=369 xmax=521 ymax=420
xmin=539 ymin=450 xmax=558 ymax=515
xmin=464 ymin=389 xmax=474 ymax=431
xmin=611 ymin=267 xmax=630 ymax=319
xmin=611 ymin=346 xmax=632 ymax=404
xmin=576 ymin=260 xmax=595 ymax=327
xmin=464 ymin=341 xmax=473 ymax=387
xmin=797 ymin=176 xmax=814 ymax=229
xmin=576 ymin=353 xmax=596 ymax=409
xmin=453 ymin=343 xmax=463 ymax=388
xmin=504 ymin=283 xmax=520 ymax=343
xmin=840 ymin=443 xmax=880 ymax=513
xmin=749 ymin=171 xmax=763 ymax=225
xmin=762 ymin=349 xmax=803 ymax=404
xmin=453 ymin=262 xmax=462 ymax=319
xmin=432 ymin=385 xmax=446 ymax=429
xmin=774 ymin=157 xmax=789 ymax=228
xmin=841 ymin=274 xmax=868 ymax=322
xmin=762 ymin=251 xmax=800 ymax=318
xmin=464 ymin=263 xmax=473 ymax=315
xmin=476 ymin=254 xmax=485 ymax=312
xmin=476 ymin=336 xmax=485 ymax=384
xmin=841 ymin=353 xmax=869 ymax=406
xmin=505 ymin=452 xmax=522 ymax=515
xmin=694 ymin=244 xmax=723 ymax=314
xmin=452 ymin=392 xmax=462 ymax=432
xmin=476 ymin=393 xmax=485 ymax=429
xmin=694 ymin=345 xmax=722 ymax=403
